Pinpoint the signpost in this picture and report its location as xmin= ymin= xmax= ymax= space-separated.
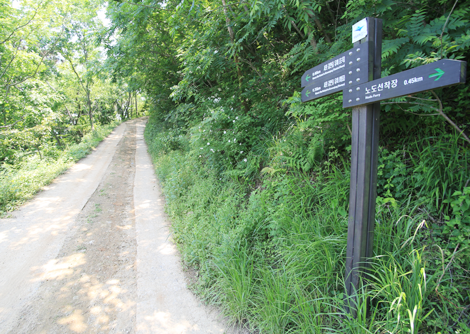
xmin=343 ymin=59 xmax=466 ymax=107
xmin=299 ymin=17 xmax=467 ymax=315
xmin=301 ymin=45 xmax=370 ymax=102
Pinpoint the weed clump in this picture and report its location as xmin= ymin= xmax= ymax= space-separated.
xmin=145 ymin=114 xmax=470 ymax=333
xmin=0 ymin=121 xmax=120 ymax=214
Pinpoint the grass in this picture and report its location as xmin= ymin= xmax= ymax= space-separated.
xmin=144 ymin=115 xmax=470 ymax=333
xmin=0 ymin=121 xmax=120 ymax=215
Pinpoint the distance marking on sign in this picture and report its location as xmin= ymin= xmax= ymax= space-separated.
xmin=342 ymin=59 xmax=467 ymax=108
xmin=301 ymin=73 xmax=346 ymax=102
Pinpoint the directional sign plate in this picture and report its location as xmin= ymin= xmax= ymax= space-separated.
xmin=343 ymin=59 xmax=467 ymax=108
xmin=301 ymin=43 xmax=370 ymax=88
xmin=301 ymin=44 xmax=371 ymax=102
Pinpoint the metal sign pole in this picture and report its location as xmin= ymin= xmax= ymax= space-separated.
xmin=344 ymin=17 xmax=382 ymax=314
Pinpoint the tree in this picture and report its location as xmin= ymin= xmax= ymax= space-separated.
xmin=58 ymin=1 xmax=105 ymax=130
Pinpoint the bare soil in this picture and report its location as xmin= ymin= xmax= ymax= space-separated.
xmin=0 ymin=119 xmax=234 ymax=334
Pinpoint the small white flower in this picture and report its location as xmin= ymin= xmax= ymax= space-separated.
xmin=228 ymin=140 xmax=231 ymax=143
xmin=236 ymin=116 xmax=238 ymax=119
xmin=203 ymin=130 xmax=205 ymax=132
xmin=240 ymin=151 xmax=243 ymax=154
xmin=243 ymin=158 xmax=247 ymax=162
xmin=234 ymin=139 xmax=236 ymax=143
xmin=200 ymin=147 xmax=203 ymax=150
xmin=199 ymin=155 xmax=201 ymax=157
xmin=233 ymin=120 xmax=235 ymax=123
xmin=207 ymin=142 xmax=210 ymax=145
xmin=211 ymin=149 xmax=214 ymax=152
xmin=224 ymin=131 xmax=226 ymax=134
xmin=239 ymin=143 xmax=241 ymax=145
xmin=214 ymin=50 xmax=218 ymax=54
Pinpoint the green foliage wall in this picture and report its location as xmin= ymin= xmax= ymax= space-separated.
xmin=107 ymin=0 xmax=470 ymax=165
xmin=110 ymin=0 xmax=470 ymax=332
xmin=0 ymin=0 xmax=143 ymax=167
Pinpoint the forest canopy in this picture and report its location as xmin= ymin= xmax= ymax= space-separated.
xmin=0 ymin=0 xmax=141 ymax=166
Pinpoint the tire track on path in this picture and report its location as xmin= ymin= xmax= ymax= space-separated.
xmin=0 ymin=118 xmax=234 ymax=334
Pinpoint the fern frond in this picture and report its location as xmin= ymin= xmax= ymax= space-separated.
xmin=382 ymin=38 xmax=409 ymax=60
xmin=408 ymin=9 xmax=426 ymax=38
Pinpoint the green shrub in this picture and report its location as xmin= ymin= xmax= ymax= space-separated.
xmin=0 ymin=121 xmax=120 ymax=214
xmin=145 ymin=113 xmax=470 ymax=333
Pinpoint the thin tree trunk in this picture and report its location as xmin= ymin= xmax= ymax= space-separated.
xmin=52 ymin=130 xmax=62 ymax=146
xmin=221 ymin=0 xmax=249 ymax=113
xmin=86 ymin=90 xmax=94 ymax=131
xmin=135 ymin=92 xmax=138 ymax=117
xmin=129 ymin=91 xmax=133 ymax=119
xmin=308 ymin=26 xmax=318 ymax=53
xmin=313 ymin=16 xmax=332 ymax=43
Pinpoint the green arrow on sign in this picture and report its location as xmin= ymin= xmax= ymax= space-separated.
xmin=429 ymin=68 xmax=444 ymax=81
xmin=305 ymin=90 xmax=311 ymax=97
xmin=306 ymin=74 xmax=311 ymax=82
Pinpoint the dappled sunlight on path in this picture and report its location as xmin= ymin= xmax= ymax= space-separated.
xmin=134 ymin=121 xmax=226 ymax=334
xmin=0 ymin=119 xmax=234 ymax=333
xmin=0 ymin=124 xmax=126 ymax=333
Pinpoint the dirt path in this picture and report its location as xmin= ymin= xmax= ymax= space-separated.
xmin=0 ymin=118 xmax=231 ymax=334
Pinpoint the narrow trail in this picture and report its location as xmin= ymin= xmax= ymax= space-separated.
xmin=0 ymin=118 xmax=232 ymax=334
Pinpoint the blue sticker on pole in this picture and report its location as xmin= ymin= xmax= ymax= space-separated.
xmin=352 ymin=18 xmax=368 ymax=43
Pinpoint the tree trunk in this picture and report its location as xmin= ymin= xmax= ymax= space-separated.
xmin=313 ymin=16 xmax=332 ymax=43
xmin=86 ymin=90 xmax=94 ymax=131
xmin=129 ymin=91 xmax=133 ymax=119
xmin=52 ymin=130 xmax=62 ymax=146
xmin=135 ymin=92 xmax=138 ymax=117
xmin=77 ymin=99 xmax=81 ymax=119
xmin=221 ymin=0 xmax=249 ymax=113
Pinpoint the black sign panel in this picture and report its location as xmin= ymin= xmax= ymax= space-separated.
xmin=343 ymin=59 xmax=467 ymax=108
xmin=301 ymin=44 xmax=370 ymax=88
xmin=301 ymin=44 xmax=371 ymax=102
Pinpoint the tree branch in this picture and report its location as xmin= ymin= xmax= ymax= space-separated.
xmin=381 ymin=101 xmax=439 ymax=111
xmin=290 ymin=20 xmax=305 ymax=39
xmin=439 ymin=0 xmax=459 ymax=59
xmin=0 ymin=118 xmax=23 ymax=128
xmin=111 ymin=0 xmax=160 ymax=9
xmin=0 ymin=40 xmax=22 ymax=81
xmin=0 ymin=2 xmax=42 ymax=45
xmin=430 ymin=90 xmax=470 ymax=144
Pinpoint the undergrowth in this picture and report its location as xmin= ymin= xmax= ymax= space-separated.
xmin=145 ymin=115 xmax=470 ymax=333
xmin=0 ymin=121 xmax=120 ymax=214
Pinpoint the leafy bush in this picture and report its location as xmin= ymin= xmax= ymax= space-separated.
xmin=0 ymin=121 xmax=120 ymax=214
xmin=145 ymin=115 xmax=470 ymax=333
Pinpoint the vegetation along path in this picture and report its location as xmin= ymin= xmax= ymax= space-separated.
xmin=0 ymin=118 xmax=230 ymax=334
